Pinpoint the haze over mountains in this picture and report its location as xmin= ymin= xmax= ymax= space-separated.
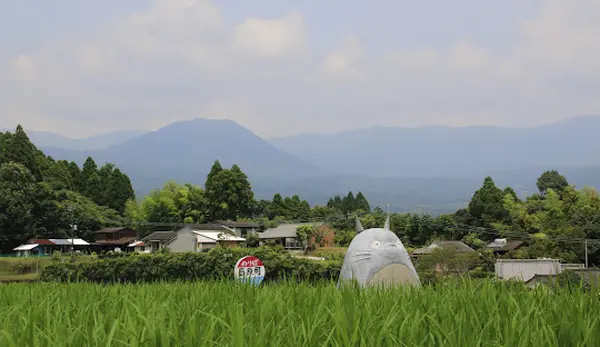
xmin=12 ymin=115 xmax=600 ymax=214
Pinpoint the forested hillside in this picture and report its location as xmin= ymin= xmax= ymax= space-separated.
xmin=0 ymin=126 xmax=134 ymax=252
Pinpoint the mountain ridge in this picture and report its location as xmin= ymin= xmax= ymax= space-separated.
xmin=16 ymin=115 xmax=600 ymax=214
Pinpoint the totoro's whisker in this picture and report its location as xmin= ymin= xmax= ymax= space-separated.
xmin=352 ymin=257 xmax=372 ymax=261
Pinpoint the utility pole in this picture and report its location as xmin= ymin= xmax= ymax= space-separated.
xmin=585 ymin=239 xmax=589 ymax=269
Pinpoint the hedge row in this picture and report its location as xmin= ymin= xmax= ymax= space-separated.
xmin=40 ymin=247 xmax=342 ymax=284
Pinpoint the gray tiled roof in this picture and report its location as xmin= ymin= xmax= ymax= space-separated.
xmin=486 ymin=239 xmax=524 ymax=252
xmin=412 ymin=241 xmax=475 ymax=255
xmin=142 ymin=231 xmax=177 ymax=241
xmin=260 ymin=223 xmax=321 ymax=239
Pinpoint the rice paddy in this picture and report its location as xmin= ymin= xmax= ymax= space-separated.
xmin=0 ymin=279 xmax=597 ymax=346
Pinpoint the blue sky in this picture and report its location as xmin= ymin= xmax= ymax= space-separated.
xmin=1 ymin=0 xmax=598 ymax=138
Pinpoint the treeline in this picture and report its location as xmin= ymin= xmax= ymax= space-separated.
xmin=0 ymin=126 xmax=134 ymax=251
xmin=125 ymin=160 xmax=372 ymax=232
xmin=3 ymin=126 xmax=600 ymax=266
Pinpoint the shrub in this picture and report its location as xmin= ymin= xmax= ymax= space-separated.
xmin=41 ymin=247 xmax=343 ymax=284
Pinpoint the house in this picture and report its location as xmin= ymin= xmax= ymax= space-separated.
xmin=128 ymin=240 xmax=149 ymax=253
xmin=141 ymin=226 xmax=246 ymax=253
xmin=495 ymin=258 xmax=561 ymax=282
xmin=496 ymin=259 xmax=587 ymax=282
xmin=12 ymin=238 xmax=90 ymax=256
xmin=259 ymin=223 xmax=334 ymax=249
xmin=411 ymin=241 xmax=475 ymax=257
xmin=91 ymin=227 xmax=138 ymax=253
xmin=141 ymin=231 xmax=177 ymax=252
xmin=213 ymin=221 xmax=260 ymax=238
xmin=168 ymin=227 xmax=246 ymax=252
xmin=486 ymin=238 xmax=523 ymax=255
xmin=410 ymin=241 xmax=477 ymax=273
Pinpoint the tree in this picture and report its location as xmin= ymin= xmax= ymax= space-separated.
xmin=4 ymin=125 xmax=43 ymax=180
xmin=468 ymin=177 xmax=508 ymax=226
xmin=341 ymin=192 xmax=356 ymax=214
xmin=355 ymin=191 xmax=371 ymax=212
xmin=267 ymin=194 xmax=287 ymax=219
xmin=67 ymin=161 xmax=82 ymax=191
xmin=137 ymin=181 xmax=208 ymax=224
xmin=97 ymin=164 xmax=135 ymax=213
xmin=205 ymin=166 xmax=254 ymax=220
xmin=296 ymin=224 xmax=317 ymax=252
xmin=537 ymin=170 xmax=569 ymax=196
xmin=0 ymin=162 xmax=39 ymax=251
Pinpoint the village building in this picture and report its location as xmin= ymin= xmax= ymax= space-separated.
xmin=259 ymin=223 xmax=335 ymax=250
xmin=485 ymin=238 xmax=524 ymax=255
xmin=12 ymin=238 xmax=90 ymax=256
xmin=140 ymin=225 xmax=246 ymax=253
xmin=91 ymin=227 xmax=139 ymax=253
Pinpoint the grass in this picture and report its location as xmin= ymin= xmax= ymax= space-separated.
xmin=0 ymin=279 xmax=598 ymax=346
xmin=0 ymin=256 xmax=94 ymax=281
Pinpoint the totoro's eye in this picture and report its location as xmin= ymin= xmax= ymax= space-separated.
xmin=370 ymin=240 xmax=380 ymax=249
xmin=396 ymin=240 xmax=403 ymax=248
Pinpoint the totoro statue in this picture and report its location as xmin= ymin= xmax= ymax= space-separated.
xmin=338 ymin=215 xmax=420 ymax=287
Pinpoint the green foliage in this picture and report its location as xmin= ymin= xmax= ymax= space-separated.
xmin=0 ymin=126 xmax=130 ymax=250
xmin=205 ymin=161 xmax=255 ymax=220
xmin=127 ymin=181 xmax=207 ymax=231
xmin=327 ymin=191 xmax=371 ymax=215
xmin=468 ymin=176 xmax=508 ymax=226
xmin=2 ymin=279 xmax=598 ymax=346
xmin=296 ymin=224 xmax=317 ymax=251
xmin=40 ymin=247 xmax=342 ymax=283
xmin=537 ymin=170 xmax=569 ymax=196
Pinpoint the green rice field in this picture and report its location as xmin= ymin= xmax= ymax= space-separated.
xmin=0 ymin=279 xmax=597 ymax=346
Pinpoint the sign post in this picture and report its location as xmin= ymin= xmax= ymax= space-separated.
xmin=234 ymin=255 xmax=265 ymax=286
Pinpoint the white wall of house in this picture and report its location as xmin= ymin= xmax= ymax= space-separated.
xmin=167 ymin=228 xmax=197 ymax=253
xmin=495 ymin=259 xmax=561 ymax=282
xmin=196 ymin=234 xmax=217 ymax=251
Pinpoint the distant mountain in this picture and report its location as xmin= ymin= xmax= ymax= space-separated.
xmin=1 ymin=127 xmax=147 ymax=150
xmin=40 ymin=118 xmax=320 ymax=197
xmin=268 ymin=115 xmax=600 ymax=178
xmin=32 ymin=116 xmax=600 ymax=214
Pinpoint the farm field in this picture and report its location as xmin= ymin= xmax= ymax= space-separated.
xmin=0 ymin=279 xmax=598 ymax=346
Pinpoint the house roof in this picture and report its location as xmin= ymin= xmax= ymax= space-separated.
xmin=260 ymin=223 xmax=321 ymax=239
xmin=412 ymin=241 xmax=475 ymax=255
xmin=486 ymin=239 xmax=524 ymax=252
xmin=48 ymin=238 xmax=90 ymax=246
xmin=13 ymin=244 xmax=40 ymax=251
xmin=128 ymin=240 xmax=145 ymax=247
xmin=193 ymin=231 xmax=246 ymax=242
xmin=28 ymin=239 xmax=56 ymax=245
xmin=187 ymin=224 xmax=232 ymax=232
xmin=142 ymin=231 xmax=177 ymax=241
xmin=214 ymin=220 xmax=260 ymax=228
xmin=93 ymin=227 xmax=129 ymax=234
xmin=93 ymin=237 xmax=138 ymax=246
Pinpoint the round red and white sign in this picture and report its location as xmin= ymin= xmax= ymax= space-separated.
xmin=234 ymin=255 xmax=265 ymax=286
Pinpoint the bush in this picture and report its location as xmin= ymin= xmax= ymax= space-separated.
xmin=10 ymin=263 xmax=34 ymax=274
xmin=40 ymin=247 xmax=343 ymax=284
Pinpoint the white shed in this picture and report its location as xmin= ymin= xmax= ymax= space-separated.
xmin=495 ymin=259 xmax=561 ymax=282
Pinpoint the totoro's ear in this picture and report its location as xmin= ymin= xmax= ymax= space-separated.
xmin=355 ymin=216 xmax=364 ymax=233
xmin=383 ymin=215 xmax=390 ymax=230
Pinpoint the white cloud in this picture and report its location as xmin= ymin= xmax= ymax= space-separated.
xmin=2 ymin=0 xmax=600 ymax=137
xmin=322 ymin=35 xmax=364 ymax=78
xmin=233 ymin=12 xmax=308 ymax=60
xmin=10 ymin=55 xmax=36 ymax=83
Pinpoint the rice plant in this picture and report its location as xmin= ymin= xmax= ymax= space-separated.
xmin=0 ymin=278 xmax=597 ymax=346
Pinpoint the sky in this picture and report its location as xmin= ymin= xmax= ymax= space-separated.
xmin=1 ymin=0 xmax=600 ymax=139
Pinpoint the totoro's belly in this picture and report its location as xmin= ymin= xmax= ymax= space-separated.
xmin=367 ymin=263 xmax=420 ymax=287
